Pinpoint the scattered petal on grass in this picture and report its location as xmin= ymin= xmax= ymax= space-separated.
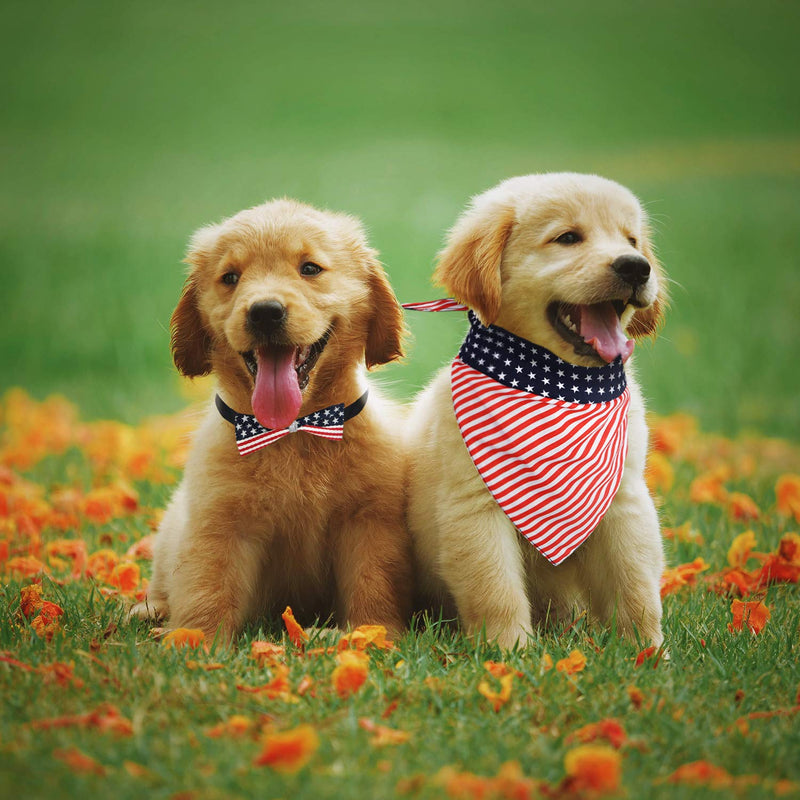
xmin=281 ymin=606 xmax=309 ymax=648
xmin=359 ymin=718 xmax=411 ymax=746
xmin=556 ymin=649 xmax=587 ymax=675
xmin=662 ymin=760 xmax=759 ymax=789
xmin=205 ymin=715 xmax=254 ymax=739
xmin=338 ymin=625 xmax=393 ymax=651
xmin=728 ymin=492 xmax=760 ymax=521
xmin=32 ymin=703 xmax=133 ymax=736
xmin=125 ymin=534 xmax=155 ymax=561
xmin=776 ymin=474 xmax=800 ymax=522
xmin=107 ymin=561 xmax=140 ymax=594
xmin=250 ymin=640 xmax=286 ymax=666
xmin=627 ymin=686 xmax=646 ymax=710
xmin=728 ymin=599 xmax=771 ymax=634
xmin=634 ymin=646 xmax=664 ymax=669
xmin=332 ymin=650 xmax=369 ymax=698
xmin=253 ymin=724 xmax=319 ymax=772
xmin=563 ymin=744 xmax=622 ymax=795
xmin=728 ymin=530 xmax=758 ymax=568
xmin=6 ymin=555 xmax=47 ymax=578
xmin=86 ymin=549 xmax=119 ymax=583
xmin=566 ymin=719 xmax=627 ymax=749
xmin=162 ymin=628 xmax=207 ymax=650
xmin=432 ymin=761 xmax=540 ymax=800
xmin=689 ymin=467 xmax=730 ymax=504
xmin=236 ymin=665 xmax=297 ymax=702
xmin=477 ymin=672 xmax=514 ymax=712
xmin=53 ymin=747 xmax=107 ymax=776
xmin=663 ymin=521 xmax=704 ymax=545
xmin=660 ymin=557 xmax=709 ymax=598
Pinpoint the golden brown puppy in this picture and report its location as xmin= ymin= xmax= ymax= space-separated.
xmin=407 ymin=173 xmax=667 ymax=648
xmin=131 ymin=199 xmax=411 ymax=641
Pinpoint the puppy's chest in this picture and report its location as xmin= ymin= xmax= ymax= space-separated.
xmin=243 ymin=438 xmax=354 ymax=523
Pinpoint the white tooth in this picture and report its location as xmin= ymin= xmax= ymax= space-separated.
xmin=620 ymin=304 xmax=636 ymax=329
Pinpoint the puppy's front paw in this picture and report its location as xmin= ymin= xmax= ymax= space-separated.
xmin=129 ymin=598 xmax=168 ymax=623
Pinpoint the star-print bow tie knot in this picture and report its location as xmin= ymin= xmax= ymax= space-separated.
xmin=215 ymin=392 xmax=368 ymax=456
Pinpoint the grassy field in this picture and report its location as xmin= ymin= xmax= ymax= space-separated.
xmin=1 ymin=394 xmax=799 ymax=799
xmin=1 ymin=0 xmax=799 ymax=437
xmin=2 ymin=2 xmax=800 ymax=798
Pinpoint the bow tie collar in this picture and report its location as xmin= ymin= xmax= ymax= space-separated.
xmin=216 ymin=390 xmax=368 ymax=456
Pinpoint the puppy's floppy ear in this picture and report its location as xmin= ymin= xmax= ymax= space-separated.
xmin=434 ymin=197 xmax=515 ymax=326
xmin=365 ymin=259 xmax=406 ymax=369
xmin=170 ymin=223 xmax=220 ymax=377
xmin=627 ymin=230 xmax=668 ymax=338
xmin=170 ymin=277 xmax=213 ymax=377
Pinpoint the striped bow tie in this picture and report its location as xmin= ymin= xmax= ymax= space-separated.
xmin=215 ymin=391 xmax=368 ymax=456
xmin=403 ymin=299 xmax=630 ymax=565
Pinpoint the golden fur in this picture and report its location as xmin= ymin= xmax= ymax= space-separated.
xmin=131 ymin=199 xmax=412 ymax=641
xmin=407 ymin=173 xmax=667 ymax=648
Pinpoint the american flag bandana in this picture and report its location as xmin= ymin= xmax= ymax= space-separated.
xmin=403 ymin=299 xmax=630 ymax=565
xmin=215 ymin=391 xmax=369 ymax=456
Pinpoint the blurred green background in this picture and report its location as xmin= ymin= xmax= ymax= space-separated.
xmin=2 ymin=0 xmax=798 ymax=438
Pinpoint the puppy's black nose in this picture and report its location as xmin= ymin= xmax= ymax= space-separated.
xmin=247 ymin=300 xmax=287 ymax=335
xmin=612 ymin=254 xmax=651 ymax=288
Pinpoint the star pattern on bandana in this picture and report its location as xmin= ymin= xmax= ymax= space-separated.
xmin=458 ymin=312 xmax=626 ymax=403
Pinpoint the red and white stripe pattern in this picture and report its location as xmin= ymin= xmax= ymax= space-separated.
xmin=402 ymin=299 xmax=468 ymax=312
xmin=404 ymin=300 xmax=630 ymax=565
xmin=452 ymin=358 xmax=629 ymax=564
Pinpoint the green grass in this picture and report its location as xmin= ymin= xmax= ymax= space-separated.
xmin=2 ymin=2 xmax=800 ymax=797
xmin=1 ymin=397 xmax=799 ymax=798
xmin=1 ymin=0 xmax=799 ymax=437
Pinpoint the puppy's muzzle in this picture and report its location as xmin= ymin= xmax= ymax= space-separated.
xmin=612 ymin=254 xmax=651 ymax=289
xmin=247 ymin=300 xmax=287 ymax=337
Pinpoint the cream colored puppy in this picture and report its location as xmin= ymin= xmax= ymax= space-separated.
xmin=407 ymin=173 xmax=667 ymax=649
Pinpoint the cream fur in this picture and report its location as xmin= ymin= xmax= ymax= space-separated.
xmin=407 ymin=173 xmax=666 ymax=649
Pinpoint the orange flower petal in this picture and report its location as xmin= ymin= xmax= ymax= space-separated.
xmin=250 ymin=640 xmax=286 ymax=666
xmin=281 ymin=606 xmax=308 ymax=648
xmin=776 ymin=474 xmax=800 ymax=522
xmin=338 ymin=625 xmax=393 ymax=651
xmin=563 ymin=744 xmax=622 ymax=794
xmin=666 ymin=760 xmax=734 ymax=787
xmin=332 ymin=650 xmax=369 ymax=698
xmin=253 ymin=724 xmax=319 ymax=772
xmin=728 ymin=493 xmax=760 ymax=521
xmin=358 ymin=717 xmax=411 ymax=746
xmin=53 ymin=747 xmax=107 ymax=776
xmin=478 ymin=672 xmax=514 ymax=712
xmin=567 ymin=719 xmax=627 ymax=749
xmin=728 ymin=599 xmax=771 ymax=634
xmin=556 ymin=649 xmax=587 ymax=675
xmin=162 ymin=628 xmax=207 ymax=649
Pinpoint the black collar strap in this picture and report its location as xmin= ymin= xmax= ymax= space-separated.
xmin=215 ymin=389 xmax=369 ymax=428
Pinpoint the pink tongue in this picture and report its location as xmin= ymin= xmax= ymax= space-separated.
xmin=579 ymin=303 xmax=635 ymax=364
xmin=251 ymin=346 xmax=302 ymax=430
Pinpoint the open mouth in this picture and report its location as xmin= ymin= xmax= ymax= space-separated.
xmin=240 ymin=328 xmax=332 ymax=430
xmin=547 ymin=300 xmax=636 ymax=364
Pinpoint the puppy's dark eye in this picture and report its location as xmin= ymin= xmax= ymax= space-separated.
xmin=628 ymin=237 xmax=638 ymax=248
xmin=554 ymin=231 xmax=583 ymax=245
xmin=300 ymin=262 xmax=323 ymax=277
xmin=221 ymin=272 xmax=240 ymax=286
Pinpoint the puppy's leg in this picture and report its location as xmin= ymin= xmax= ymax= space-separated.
xmin=332 ymin=503 xmax=412 ymax=638
xmin=129 ymin=484 xmax=189 ymax=623
xmin=578 ymin=481 xmax=664 ymax=646
xmin=164 ymin=500 xmax=265 ymax=643
xmin=437 ymin=506 xmax=532 ymax=649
